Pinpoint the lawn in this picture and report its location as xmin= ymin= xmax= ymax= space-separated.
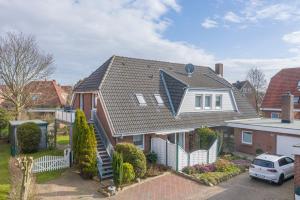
xmin=35 ymin=169 xmax=66 ymax=184
xmin=0 ymin=144 xmax=11 ymax=200
xmin=57 ymin=135 xmax=70 ymax=145
xmin=22 ymin=148 xmax=64 ymax=159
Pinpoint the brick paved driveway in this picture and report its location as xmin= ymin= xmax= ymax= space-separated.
xmin=110 ymin=173 xmax=293 ymax=200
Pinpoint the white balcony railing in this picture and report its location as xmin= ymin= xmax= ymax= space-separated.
xmin=55 ymin=110 xmax=75 ymax=123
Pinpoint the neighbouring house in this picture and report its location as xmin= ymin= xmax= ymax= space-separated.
xmin=232 ymin=80 xmax=257 ymax=110
xmin=69 ymin=55 xmax=257 ymax=179
xmin=261 ymin=67 xmax=300 ymax=119
xmin=0 ymin=80 xmax=73 ymax=119
xmin=9 ymin=120 xmax=48 ymax=156
xmin=227 ymin=92 xmax=300 ymax=158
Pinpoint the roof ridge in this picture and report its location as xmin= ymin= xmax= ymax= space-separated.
xmin=52 ymin=80 xmax=65 ymax=106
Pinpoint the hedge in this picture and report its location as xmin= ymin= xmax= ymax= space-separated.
xmin=17 ymin=122 xmax=41 ymax=153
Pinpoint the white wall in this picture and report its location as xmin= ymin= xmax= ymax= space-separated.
xmin=178 ymin=89 xmax=235 ymax=114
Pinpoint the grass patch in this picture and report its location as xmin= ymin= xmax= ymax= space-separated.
xmin=57 ymin=135 xmax=69 ymax=145
xmin=22 ymin=148 xmax=64 ymax=159
xmin=35 ymin=169 xmax=66 ymax=184
xmin=0 ymin=144 xmax=11 ymax=200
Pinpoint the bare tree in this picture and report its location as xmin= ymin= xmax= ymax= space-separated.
xmin=246 ymin=67 xmax=267 ymax=113
xmin=0 ymin=32 xmax=54 ymax=119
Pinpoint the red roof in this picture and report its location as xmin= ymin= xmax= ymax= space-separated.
xmin=261 ymin=68 xmax=300 ymax=109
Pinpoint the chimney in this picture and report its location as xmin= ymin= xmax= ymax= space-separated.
xmin=281 ymin=92 xmax=294 ymax=123
xmin=215 ymin=63 xmax=223 ymax=77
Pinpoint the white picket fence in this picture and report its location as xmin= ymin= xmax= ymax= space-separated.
xmin=151 ymin=138 xmax=218 ymax=171
xmin=32 ymin=148 xmax=71 ymax=173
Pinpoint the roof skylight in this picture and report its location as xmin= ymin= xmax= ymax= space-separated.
xmin=154 ymin=94 xmax=164 ymax=105
xmin=135 ymin=94 xmax=146 ymax=106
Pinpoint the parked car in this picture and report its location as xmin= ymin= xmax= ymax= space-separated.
xmin=249 ymin=153 xmax=294 ymax=184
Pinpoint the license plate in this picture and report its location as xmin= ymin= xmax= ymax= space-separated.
xmin=255 ymin=173 xmax=264 ymax=179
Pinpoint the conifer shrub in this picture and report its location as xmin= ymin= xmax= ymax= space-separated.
xmin=122 ymin=162 xmax=135 ymax=184
xmin=115 ymin=143 xmax=147 ymax=178
xmin=112 ymin=151 xmax=123 ymax=187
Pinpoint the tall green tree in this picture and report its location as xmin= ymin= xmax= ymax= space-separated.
xmin=79 ymin=124 xmax=97 ymax=179
xmin=72 ymin=110 xmax=83 ymax=163
xmin=112 ymin=152 xmax=124 ymax=187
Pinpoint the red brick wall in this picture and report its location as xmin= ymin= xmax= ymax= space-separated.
xmin=72 ymin=93 xmax=92 ymax=120
xmin=295 ymin=155 xmax=300 ymax=190
xmin=262 ymin=110 xmax=300 ymax=119
xmin=96 ymin=98 xmax=116 ymax=146
xmin=234 ymin=128 xmax=276 ymax=155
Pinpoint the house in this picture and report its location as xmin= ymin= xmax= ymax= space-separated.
xmin=232 ymin=80 xmax=257 ymax=110
xmin=261 ymin=67 xmax=300 ymax=119
xmin=71 ymin=55 xmax=257 ymax=178
xmin=227 ymin=92 xmax=300 ymax=158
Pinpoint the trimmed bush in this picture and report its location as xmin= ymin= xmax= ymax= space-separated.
xmin=17 ymin=122 xmax=41 ymax=153
xmin=72 ymin=109 xmax=85 ymax=163
xmin=115 ymin=143 xmax=147 ymax=178
xmin=79 ymin=124 xmax=97 ymax=179
xmin=123 ymin=162 xmax=135 ymax=184
xmin=112 ymin=152 xmax=123 ymax=187
xmin=146 ymin=151 xmax=158 ymax=164
xmin=196 ymin=127 xmax=218 ymax=149
xmin=182 ymin=166 xmax=196 ymax=175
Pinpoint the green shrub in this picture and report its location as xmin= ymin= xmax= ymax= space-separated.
xmin=182 ymin=166 xmax=196 ymax=175
xmin=79 ymin=124 xmax=97 ymax=179
xmin=215 ymin=159 xmax=232 ymax=172
xmin=196 ymin=127 xmax=218 ymax=149
xmin=112 ymin=152 xmax=124 ymax=187
xmin=17 ymin=122 xmax=41 ymax=153
xmin=146 ymin=151 xmax=158 ymax=164
xmin=122 ymin=162 xmax=135 ymax=184
xmin=72 ymin=109 xmax=84 ymax=163
xmin=0 ymin=108 xmax=9 ymax=132
xmin=115 ymin=143 xmax=147 ymax=178
xmin=256 ymin=148 xmax=264 ymax=155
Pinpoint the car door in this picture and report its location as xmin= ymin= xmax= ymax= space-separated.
xmin=278 ymin=158 xmax=289 ymax=178
xmin=284 ymin=157 xmax=294 ymax=177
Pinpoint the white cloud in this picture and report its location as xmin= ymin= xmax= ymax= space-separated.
xmin=224 ymin=11 xmax=242 ymax=23
xmin=0 ymin=0 xmax=214 ymax=84
xmin=283 ymin=31 xmax=300 ymax=45
xmin=201 ymin=18 xmax=218 ymax=29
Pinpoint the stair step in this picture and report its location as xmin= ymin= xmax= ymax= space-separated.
xmin=102 ymin=169 xmax=113 ymax=174
xmin=102 ymin=165 xmax=112 ymax=170
xmin=101 ymin=174 xmax=113 ymax=180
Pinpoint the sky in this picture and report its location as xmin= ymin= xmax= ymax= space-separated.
xmin=1 ymin=0 xmax=300 ymax=85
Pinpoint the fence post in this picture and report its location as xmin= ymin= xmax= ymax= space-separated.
xmin=165 ymin=139 xmax=168 ymax=166
xmin=176 ymin=143 xmax=179 ymax=171
xmin=207 ymin=149 xmax=209 ymax=164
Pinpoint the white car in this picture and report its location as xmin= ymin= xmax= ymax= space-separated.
xmin=249 ymin=153 xmax=294 ymax=184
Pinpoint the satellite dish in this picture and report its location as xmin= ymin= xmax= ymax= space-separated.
xmin=185 ymin=63 xmax=194 ymax=77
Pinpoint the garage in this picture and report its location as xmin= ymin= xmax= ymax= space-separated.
xmin=277 ymin=135 xmax=300 ymax=158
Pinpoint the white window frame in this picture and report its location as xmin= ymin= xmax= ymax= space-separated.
xmin=135 ymin=94 xmax=147 ymax=106
xmin=204 ymin=95 xmax=212 ymax=110
xmin=271 ymin=112 xmax=280 ymax=119
xmin=79 ymin=93 xmax=84 ymax=110
xmin=195 ymin=95 xmax=203 ymax=109
xmin=133 ymin=134 xmax=144 ymax=150
xmin=154 ymin=94 xmax=164 ymax=105
xmin=215 ymin=94 xmax=222 ymax=110
xmin=241 ymin=131 xmax=253 ymax=145
xmin=92 ymin=94 xmax=97 ymax=109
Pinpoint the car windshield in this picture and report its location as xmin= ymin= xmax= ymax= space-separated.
xmin=253 ymin=159 xmax=274 ymax=168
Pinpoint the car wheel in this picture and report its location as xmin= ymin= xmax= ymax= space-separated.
xmin=277 ymin=174 xmax=284 ymax=185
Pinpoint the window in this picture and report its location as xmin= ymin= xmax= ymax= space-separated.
xmin=215 ymin=95 xmax=222 ymax=109
xmin=271 ymin=112 xmax=280 ymax=119
xmin=133 ymin=135 xmax=144 ymax=150
xmin=79 ymin=94 xmax=84 ymax=110
xmin=285 ymin=157 xmax=294 ymax=164
xmin=92 ymin=94 xmax=97 ymax=108
xmin=242 ymin=131 xmax=252 ymax=145
xmin=195 ymin=95 xmax=202 ymax=108
xmin=154 ymin=94 xmax=164 ymax=105
xmin=135 ymin=94 xmax=146 ymax=106
xmin=204 ymin=95 xmax=212 ymax=109
xmin=294 ymin=96 xmax=300 ymax=104
xmin=253 ymin=159 xmax=274 ymax=168
xmin=278 ymin=158 xmax=288 ymax=167
xmin=297 ymin=81 xmax=300 ymax=90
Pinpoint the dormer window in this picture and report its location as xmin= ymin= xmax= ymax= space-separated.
xmin=204 ymin=95 xmax=212 ymax=109
xmin=154 ymin=94 xmax=164 ymax=105
xmin=195 ymin=95 xmax=202 ymax=109
xmin=136 ymin=94 xmax=146 ymax=106
xmin=215 ymin=95 xmax=222 ymax=109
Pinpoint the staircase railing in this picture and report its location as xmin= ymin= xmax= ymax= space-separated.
xmin=97 ymin=154 xmax=103 ymax=177
xmin=92 ymin=109 xmax=114 ymax=158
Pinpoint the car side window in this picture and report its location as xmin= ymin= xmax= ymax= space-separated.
xmin=278 ymin=158 xmax=288 ymax=166
xmin=285 ymin=157 xmax=294 ymax=164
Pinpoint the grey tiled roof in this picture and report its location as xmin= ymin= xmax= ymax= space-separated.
xmin=76 ymin=55 xmax=257 ymax=135
xmin=74 ymin=57 xmax=113 ymax=92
